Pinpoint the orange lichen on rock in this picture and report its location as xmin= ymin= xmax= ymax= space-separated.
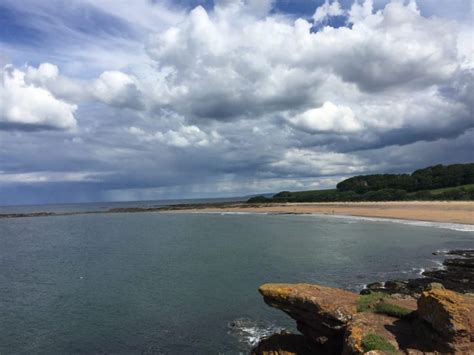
xmin=256 ymin=283 xmax=474 ymax=354
xmin=259 ymin=283 xmax=358 ymax=324
xmin=259 ymin=283 xmax=359 ymax=353
xmin=417 ymin=288 xmax=474 ymax=353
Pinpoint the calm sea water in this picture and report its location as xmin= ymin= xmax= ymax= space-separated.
xmin=0 ymin=197 xmax=247 ymax=214
xmin=1 ymin=211 xmax=473 ymax=354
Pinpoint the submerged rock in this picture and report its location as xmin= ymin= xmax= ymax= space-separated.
xmin=448 ymin=249 xmax=474 ymax=258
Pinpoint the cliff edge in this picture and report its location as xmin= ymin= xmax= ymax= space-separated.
xmin=254 ymin=283 xmax=473 ymax=354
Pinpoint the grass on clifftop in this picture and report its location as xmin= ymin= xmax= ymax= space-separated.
xmin=361 ymin=333 xmax=397 ymax=353
xmin=357 ymin=293 xmax=412 ymax=319
xmin=374 ymin=302 xmax=412 ymax=319
xmin=357 ymin=293 xmax=387 ymax=312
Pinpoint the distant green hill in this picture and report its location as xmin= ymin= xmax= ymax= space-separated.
xmin=248 ymin=163 xmax=474 ymax=203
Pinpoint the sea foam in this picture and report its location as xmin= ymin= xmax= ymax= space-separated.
xmin=309 ymin=214 xmax=474 ymax=232
xmin=228 ymin=318 xmax=284 ymax=347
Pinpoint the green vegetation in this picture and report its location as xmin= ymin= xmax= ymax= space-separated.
xmin=247 ymin=163 xmax=474 ymax=203
xmin=337 ymin=163 xmax=474 ymax=193
xmin=357 ymin=293 xmax=412 ymax=319
xmin=374 ymin=303 xmax=412 ymax=319
xmin=361 ymin=333 xmax=397 ymax=353
xmin=427 ymin=183 xmax=474 ymax=195
xmin=357 ymin=293 xmax=387 ymax=312
xmin=247 ymin=195 xmax=271 ymax=203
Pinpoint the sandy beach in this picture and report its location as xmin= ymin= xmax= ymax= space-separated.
xmin=167 ymin=201 xmax=474 ymax=225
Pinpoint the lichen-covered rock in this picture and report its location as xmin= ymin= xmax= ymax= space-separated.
xmin=256 ymin=282 xmax=474 ymax=354
xmin=259 ymin=283 xmax=358 ymax=353
xmin=343 ymin=312 xmax=413 ymax=354
xmin=417 ymin=288 xmax=474 ymax=353
xmin=259 ymin=283 xmax=358 ymax=325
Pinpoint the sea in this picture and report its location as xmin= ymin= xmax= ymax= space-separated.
xmin=1 ymin=200 xmax=473 ymax=354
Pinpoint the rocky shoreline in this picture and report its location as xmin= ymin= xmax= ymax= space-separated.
xmin=360 ymin=249 xmax=474 ymax=297
xmin=253 ymin=250 xmax=474 ymax=354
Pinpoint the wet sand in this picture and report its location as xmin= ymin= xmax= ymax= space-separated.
xmin=167 ymin=201 xmax=474 ymax=225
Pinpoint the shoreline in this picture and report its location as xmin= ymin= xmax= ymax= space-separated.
xmin=171 ymin=211 xmax=474 ymax=232
xmin=1 ymin=201 xmax=473 ymax=226
xmin=162 ymin=201 xmax=474 ymax=225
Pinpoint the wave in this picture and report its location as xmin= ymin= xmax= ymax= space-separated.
xmin=183 ymin=210 xmax=474 ymax=232
xmin=228 ymin=318 xmax=284 ymax=348
xmin=309 ymin=214 xmax=474 ymax=232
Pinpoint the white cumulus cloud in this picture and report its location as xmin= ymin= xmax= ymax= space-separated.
xmin=289 ymin=102 xmax=362 ymax=133
xmin=313 ymin=0 xmax=344 ymax=24
xmin=0 ymin=65 xmax=77 ymax=130
xmin=93 ymin=71 xmax=143 ymax=109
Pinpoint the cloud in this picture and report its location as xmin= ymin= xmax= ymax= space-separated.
xmin=313 ymin=0 xmax=344 ymax=24
xmin=93 ymin=71 xmax=144 ymax=109
xmin=24 ymin=63 xmax=145 ymax=110
xmin=142 ymin=0 xmax=466 ymax=132
xmin=25 ymin=62 xmax=59 ymax=83
xmin=0 ymin=170 xmax=107 ymax=184
xmin=129 ymin=124 xmax=223 ymax=148
xmin=269 ymin=148 xmax=368 ymax=177
xmin=288 ymin=101 xmax=362 ymax=134
xmin=0 ymin=0 xmax=473 ymax=204
xmin=0 ymin=65 xmax=77 ymax=131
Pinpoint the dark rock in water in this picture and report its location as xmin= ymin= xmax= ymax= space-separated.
xmin=421 ymin=253 xmax=474 ymax=293
xmin=252 ymin=332 xmax=314 ymax=355
xmin=384 ymin=280 xmax=409 ymax=293
xmin=444 ymin=258 xmax=474 ymax=268
xmin=366 ymin=282 xmax=384 ymax=290
xmin=361 ymin=249 xmax=474 ymax=296
xmin=448 ymin=249 xmax=474 ymax=258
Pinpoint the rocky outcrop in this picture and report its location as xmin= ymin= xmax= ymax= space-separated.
xmin=361 ymin=249 xmax=474 ymax=297
xmin=417 ymin=288 xmax=474 ymax=353
xmin=256 ymin=283 xmax=474 ymax=354
xmin=255 ymin=251 xmax=474 ymax=354
xmin=343 ymin=312 xmax=413 ymax=354
xmin=259 ymin=283 xmax=358 ymax=353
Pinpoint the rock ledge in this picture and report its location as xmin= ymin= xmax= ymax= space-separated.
xmin=254 ymin=283 xmax=474 ymax=354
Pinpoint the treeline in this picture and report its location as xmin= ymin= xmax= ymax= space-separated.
xmin=337 ymin=164 xmax=474 ymax=193
xmin=247 ymin=163 xmax=474 ymax=203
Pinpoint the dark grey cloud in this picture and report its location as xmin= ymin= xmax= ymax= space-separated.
xmin=0 ymin=0 xmax=473 ymax=205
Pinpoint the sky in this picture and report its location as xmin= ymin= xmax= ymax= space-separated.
xmin=0 ymin=0 xmax=473 ymax=205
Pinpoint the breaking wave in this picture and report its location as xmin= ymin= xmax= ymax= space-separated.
xmin=311 ymin=214 xmax=474 ymax=232
xmin=228 ymin=318 xmax=284 ymax=348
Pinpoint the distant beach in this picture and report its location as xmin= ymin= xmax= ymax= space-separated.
xmin=164 ymin=201 xmax=474 ymax=225
xmin=2 ymin=201 xmax=473 ymax=226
